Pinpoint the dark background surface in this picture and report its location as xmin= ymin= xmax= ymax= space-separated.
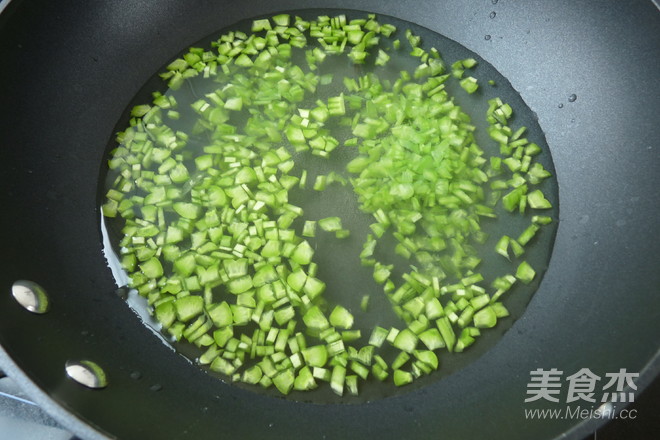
xmin=1 ymin=373 xmax=658 ymax=439
xmin=0 ymin=0 xmax=658 ymax=439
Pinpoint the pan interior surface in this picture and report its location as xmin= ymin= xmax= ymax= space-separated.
xmin=100 ymin=9 xmax=558 ymax=403
xmin=0 ymin=1 xmax=657 ymax=440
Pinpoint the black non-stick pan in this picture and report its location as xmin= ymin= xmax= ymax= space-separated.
xmin=0 ymin=1 xmax=658 ymax=439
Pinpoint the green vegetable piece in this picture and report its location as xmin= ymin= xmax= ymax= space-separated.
xmin=462 ymin=58 xmax=477 ymax=69
xmin=167 ymin=322 xmax=185 ymax=341
xmin=155 ymin=301 xmax=176 ymax=328
xmin=318 ymin=216 xmax=342 ymax=232
xmin=491 ymin=302 xmax=510 ymax=318
xmin=459 ymin=76 xmax=479 ymax=94
xmin=342 ymin=330 xmax=362 ymax=342
xmin=414 ymin=350 xmax=439 ymax=370
xmin=330 ymin=365 xmax=346 ymax=396
xmin=291 ymin=240 xmax=314 ymax=265
xmin=328 ymin=95 xmax=346 ymax=116
xmin=510 ymin=239 xmax=525 ymax=258
xmin=527 ymin=190 xmax=552 ymax=209
xmin=224 ymin=97 xmax=243 ymax=111
xmin=390 ymin=183 xmax=415 ymax=200
xmin=329 ymin=305 xmax=354 ymax=329
xmin=436 ymin=317 xmax=456 ymax=352
xmin=372 ymin=362 xmax=389 ymax=381
xmin=455 ymin=328 xmax=475 ymax=353
xmin=373 ymin=262 xmax=392 ymax=284
xmin=207 ymin=187 xmax=228 ymax=207
xmin=502 ymin=185 xmax=528 ymax=212
xmin=227 ymin=275 xmax=254 ymax=294
xmin=457 ymin=306 xmax=475 ymax=327
xmin=302 ymin=345 xmax=328 ymax=367
xmin=303 ymin=276 xmax=326 ymax=299
xmin=231 ymin=305 xmax=252 ymax=325
xmin=287 ymin=268 xmax=307 ymax=292
xmin=199 ymin=345 xmax=220 ymax=365
xmin=302 ymin=220 xmax=316 ymax=237
xmin=235 ymin=167 xmax=257 ymax=184
xmin=274 ymin=306 xmax=295 ymax=326
xmin=532 ymin=215 xmax=553 ymax=225
xmin=312 ymin=367 xmax=331 ymax=382
xmin=360 ymin=295 xmax=370 ymax=312
xmin=345 ymin=375 xmax=359 ymax=395
xmin=375 ymin=49 xmax=390 ymax=66
xmin=473 ymin=306 xmax=498 ymax=328
xmin=213 ymin=326 xmax=233 ymax=347
xmin=272 ymin=14 xmax=290 ymax=26
xmin=252 ymin=18 xmax=272 ymax=32
xmin=224 ymin=259 xmax=248 ymax=279
xmin=392 ymin=329 xmax=418 ymax=353
xmin=515 ymin=261 xmax=536 ymax=284
xmin=207 ymin=301 xmax=233 ymax=327
xmin=424 ymin=297 xmax=444 ymax=320
xmin=253 ymin=264 xmax=278 ymax=287
xmin=495 ymin=235 xmax=511 ymax=259
xmin=517 ymin=224 xmax=540 ymax=246
xmin=131 ymin=104 xmax=151 ymax=117
xmin=369 ymin=326 xmax=388 ymax=347
xmin=273 ymin=369 xmax=295 ymax=395
xmin=139 ymin=257 xmax=163 ymax=279
xmin=294 ymin=366 xmax=317 ymax=391
xmin=350 ymin=361 xmax=370 ymax=380
xmin=303 ymin=306 xmax=330 ymax=330
xmin=173 ymin=202 xmax=201 ymax=220
xmin=234 ymin=53 xmax=253 ymax=67
xmin=418 ymin=328 xmax=445 ymax=350
xmin=174 ymin=295 xmax=204 ymax=322
xmin=242 ymin=365 xmax=263 ymax=385
xmin=313 ymin=175 xmax=327 ymax=191
xmin=393 ymin=370 xmax=413 ymax=386
xmin=470 ymin=295 xmax=490 ymax=311
xmin=210 ymin=357 xmax=236 ymax=376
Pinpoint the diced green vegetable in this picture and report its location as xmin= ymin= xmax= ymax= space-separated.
xmin=318 ymin=217 xmax=342 ymax=232
xmin=302 ymin=220 xmax=316 ymax=237
xmin=527 ymin=190 xmax=552 ymax=209
xmin=329 ymin=306 xmax=354 ymax=329
xmin=360 ymin=295 xmax=370 ymax=312
xmin=273 ymin=369 xmax=295 ymax=395
xmin=174 ymin=296 xmax=204 ymax=322
xmin=303 ymin=306 xmax=329 ymax=330
xmin=140 ymin=257 xmax=163 ymax=279
xmin=104 ymin=12 xmax=555 ymax=397
xmin=291 ymin=240 xmax=314 ymax=265
xmin=460 ymin=76 xmax=479 ymax=94
xmin=392 ymin=329 xmax=418 ymax=353
xmin=473 ymin=306 xmax=497 ymax=328
xmin=330 ymin=365 xmax=346 ymax=396
xmin=515 ymin=261 xmax=536 ymax=284
xmin=393 ymin=369 xmax=413 ymax=386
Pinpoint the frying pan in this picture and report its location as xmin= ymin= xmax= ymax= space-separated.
xmin=0 ymin=0 xmax=658 ymax=439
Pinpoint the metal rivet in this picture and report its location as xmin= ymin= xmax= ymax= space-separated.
xmin=11 ymin=280 xmax=49 ymax=314
xmin=65 ymin=360 xmax=108 ymax=389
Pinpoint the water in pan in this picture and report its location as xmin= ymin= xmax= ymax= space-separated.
xmin=99 ymin=9 xmax=558 ymax=403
